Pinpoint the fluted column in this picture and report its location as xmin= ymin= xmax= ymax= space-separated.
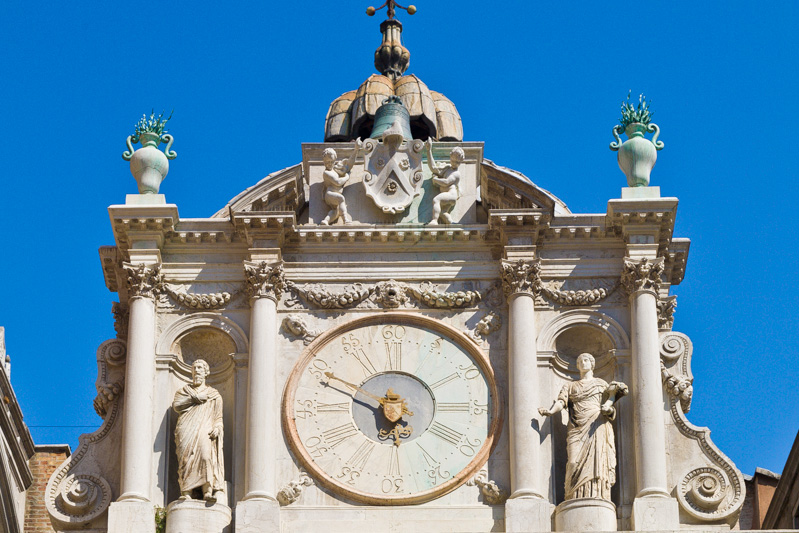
xmin=622 ymin=256 xmax=679 ymax=530
xmin=118 ymin=263 xmax=161 ymax=502
xmin=502 ymin=259 xmax=551 ymax=532
xmin=242 ymin=261 xmax=284 ymax=501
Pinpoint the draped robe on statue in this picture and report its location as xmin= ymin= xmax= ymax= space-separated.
xmin=172 ymin=383 xmax=225 ymax=495
xmin=558 ymin=377 xmax=616 ymax=501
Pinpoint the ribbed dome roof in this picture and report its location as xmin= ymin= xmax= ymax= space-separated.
xmin=324 ymin=74 xmax=463 ymax=142
xmin=323 ymin=11 xmax=463 ymax=142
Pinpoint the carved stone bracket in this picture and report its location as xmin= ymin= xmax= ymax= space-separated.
xmin=465 ymin=312 xmax=502 ymax=344
xmin=540 ymin=281 xmax=618 ymax=306
xmin=658 ymin=295 xmax=677 ymax=330
xmin=163 ymin=284 xmax=234 ymax=310
xmin=620 ymin=257 xmax=664 ymax=295
xmin=282 ymin=315 xmax=322 ymax=345
xmin=285 ymin=281 xmax=373 ymax=309
xmin=466 ymin=469 xmax=507 ymax=505
xmin=244 ymin=261 xmax=285 ymax=302
xmin=500 ymin=259 xmax=541 ymax=299
xmin=123 ymin=263 xmax=162 ymax=300
xmin=277 ymin=470 xmax=313 ymax=506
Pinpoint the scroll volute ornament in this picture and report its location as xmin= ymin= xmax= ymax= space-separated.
xmin=244 ymin=261 xmax=285 ymax=302
xmin=620 ymin=257 xmax=664 ymax=295
xmin=500 ymin=259 xmax=541 ymax=299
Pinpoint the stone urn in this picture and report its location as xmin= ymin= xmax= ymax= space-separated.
xmin=610 ymin=122 xmax=663 ymax=187
xmin=122 ymin=132 xmax=177 ymax=194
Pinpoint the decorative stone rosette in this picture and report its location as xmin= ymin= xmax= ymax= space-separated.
xmin=677 ymin=466 xmax=743 ymax=522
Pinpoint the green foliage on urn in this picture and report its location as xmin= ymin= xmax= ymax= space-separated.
xmin=619 ymin=91 xmax=653 ymax=129
xmin=133 ymin=109 xmax=173 ymax=139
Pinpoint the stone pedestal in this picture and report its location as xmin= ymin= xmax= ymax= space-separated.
xmin=631 ymin=495 xmax=680 ymax=531
xmin=554 ymin=498 xmax=616 ymax=532
xmin=166 ymin=499 xmax=232 ymax=533
xmin=108 ymin=501 xmax=155 ymax=533
xmin=504 ymin=497 xmax=552 ymax=533
xmin=234 ymin=499 xmax=280 ymax=533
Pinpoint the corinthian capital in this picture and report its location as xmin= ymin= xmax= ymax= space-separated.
xmin=123 ymin=263 xmax=162 ymax=300
xmin=500 ymin=259 xmax=541 ymax=299
xmin=621 ymin=257 xmax=664 ymax=295
xmin=244 ymin=261 xmax=285 ymax=302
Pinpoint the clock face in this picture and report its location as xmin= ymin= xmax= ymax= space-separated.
xmin=282 ymin=313 xmax=501 ymax=505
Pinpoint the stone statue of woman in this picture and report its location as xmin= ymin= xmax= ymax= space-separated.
xmin=173 ymin=359 xmax=225 ymax=501
xmin=538 ymin=353 xmax=628 ymax=501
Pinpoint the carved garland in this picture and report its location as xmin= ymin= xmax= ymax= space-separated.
xmin=162 ymin=284 xmax=234 ymax=309
xmin=285 ymin=280 xmax=482 ymax=310
xmin=540 ymin=282 xmax=618 ymax=306
xmin=466 ymin=469 xmax=507 ymax=505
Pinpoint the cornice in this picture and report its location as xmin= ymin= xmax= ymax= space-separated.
xmin=288 ymin=223 xmax=493 ymax=245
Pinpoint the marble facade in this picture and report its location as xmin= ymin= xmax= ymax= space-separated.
xmin=43 ymin=7 xmax=752 ymax=533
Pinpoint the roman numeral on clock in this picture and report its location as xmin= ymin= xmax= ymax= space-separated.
xmin=428 ymin=421 xmax=464 ymax=447
xmin=430 ymin=373 xmax=459 ymax=390
xmin=322 ymin=423 xmax=359 ymax=448
xmin=346 ymin=439 xmax=376 ymax=471
xmin=384 ymin=340 xmax=402 ymax=370
xmin=318 ymin=401 xmax=349 ymax=412
xmin=437 ymin=402 xmax=470 ymax=412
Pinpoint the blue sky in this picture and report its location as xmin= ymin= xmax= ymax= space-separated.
xmin=0 ymin=1 xmax=797 ymax=479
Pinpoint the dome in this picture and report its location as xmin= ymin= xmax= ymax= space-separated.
xmin=324 ymin=74 xmax=463 ymax=142
xmin=323 ymin=14 xmax=463 ymax=142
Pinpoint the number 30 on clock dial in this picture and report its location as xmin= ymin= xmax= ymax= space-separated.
xmin=282 ymin=313 xmax=501 ymax=505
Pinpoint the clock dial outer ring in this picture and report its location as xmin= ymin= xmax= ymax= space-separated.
xmin=282 ymin=312 xmax=503 ymax=506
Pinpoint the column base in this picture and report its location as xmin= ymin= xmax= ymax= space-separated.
xmin=166 ymin=499 xmax=232 ymax=533
xmin=505 ymin=496 xmax=552 ymax=532
xmin=554 ymin=498 xmax=616 ymax=532
xmin=234 ymin=498 xmax=280 ymax=533
xmin=108 ymin=501 xmax=155 ymax=533
xmin=631 ymin=495 xmax=679 ymax=531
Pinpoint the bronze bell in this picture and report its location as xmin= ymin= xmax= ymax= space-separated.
xmin=370 ymin=96 xmax=413 ymax=141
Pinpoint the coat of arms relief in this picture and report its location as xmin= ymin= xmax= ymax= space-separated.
xmin=361 ymin=119 xmax=426 ymax=214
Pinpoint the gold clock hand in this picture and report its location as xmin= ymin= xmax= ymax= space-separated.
xmin=324 ymin=372 xmax=386 ymax=405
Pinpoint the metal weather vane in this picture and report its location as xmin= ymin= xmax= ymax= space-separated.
xmin=366 ymin=0 xmax=417 ymax=19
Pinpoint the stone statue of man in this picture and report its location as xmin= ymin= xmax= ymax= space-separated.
xmin=173 ymin=359 xmax=225 ymax=501
xmin=538 ymin=353 xmax=628 ymax=501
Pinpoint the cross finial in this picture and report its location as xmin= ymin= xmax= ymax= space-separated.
xmin=367 ymin=1 xmax=417 ymax=19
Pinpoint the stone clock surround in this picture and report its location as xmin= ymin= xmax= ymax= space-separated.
xmin=281 ymin=312 xmax=502 ymax=506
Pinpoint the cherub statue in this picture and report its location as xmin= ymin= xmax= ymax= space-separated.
xmin=425 ymin=141 xmax=463 ymax=225
xmin=320 ymin=141 xmax=362 ymax=225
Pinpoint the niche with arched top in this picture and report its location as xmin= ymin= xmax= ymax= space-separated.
xmin=550 ymin=323 xmax=623 ymax=508
xmin=166 ymin=326 xmax=237 ymax=503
